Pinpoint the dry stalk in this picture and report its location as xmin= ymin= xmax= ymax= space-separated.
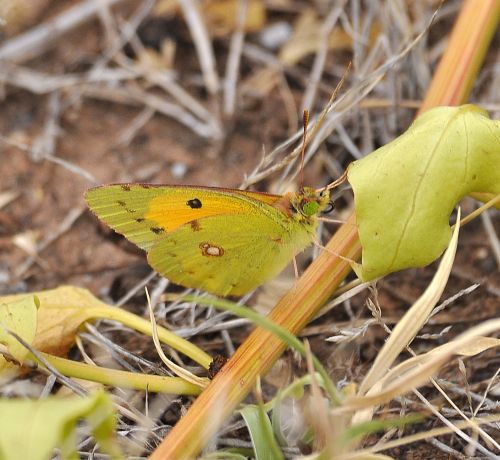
xmin=0 ymin=0 xmax=131 ymax=62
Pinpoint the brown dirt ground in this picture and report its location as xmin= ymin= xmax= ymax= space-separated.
xmin=0 ymin=0 xmax=499 ymax=458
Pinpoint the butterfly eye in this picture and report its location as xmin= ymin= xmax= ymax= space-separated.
xmin=322 ymin=201 xmax=335 ymax=215
xmin=302 ymin=200 xmax=319 ymax=216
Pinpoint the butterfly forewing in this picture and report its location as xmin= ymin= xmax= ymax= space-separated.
xmin=85 ymin=185 xmax=281 ymax=251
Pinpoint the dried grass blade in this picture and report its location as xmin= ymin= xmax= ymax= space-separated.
xmin=357 ymin=210 xmax=461 ymax=396
xmin=341 ymin=318 xmax=500 ymax=413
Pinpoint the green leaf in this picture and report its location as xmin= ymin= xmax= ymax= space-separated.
xmin=348 ymin=105 xmax=500 ymax=280
xmin=0 ymin=391 xmax=122 ymax=460
xmin=0 ymin=295 xmax=39 ymax=369
xmin=240 ymin=404 xmax=284 ymax=460
xmin=200 ymin=450 xmax=250 ymax=459
xmin=340 ymin=414 xmax=424 ymax=445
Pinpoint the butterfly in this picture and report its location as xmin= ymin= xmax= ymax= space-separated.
xmin=84 ymin=183 xmax=334 ymax=296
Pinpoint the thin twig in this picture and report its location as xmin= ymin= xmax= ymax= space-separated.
xmin=177 ymin=0 xmax=219 ymax=95
xmin=94 ymin=0 xmax=156 ymax=71
xmin=0 ymin=135 xmax=98 ymax=183
xmin=116 ymin=107 xmax=155 ymax=147
xmin=301 ymin=0 xmax=347 ymax=111
xmin=303 ymin=10 xmax=438 ymax=166
xmin=480 ymin=209 xmax=500 ymax=268
xmin=15 ymin=207 xmax=85 ymax=278
xmin=114 ymin=57 xmax=222 ymax=138
xmin=223 ymin=0 xmax=249 ymax=116
xmin=0 ymin=0 xmax=130 ymax=62
xmin=31 ymin=91 xmax=62 ymax=161
xmin=81 ymin=84 xmax=218 ymax=138
xmin=2 ymin=327 xmax=87 ymax=396
xmin=0 ymin=63 xmax=135 ymax=94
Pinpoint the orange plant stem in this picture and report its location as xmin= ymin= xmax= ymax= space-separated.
xmin=152 ymin=217 xmax=361 ymax=459
xmin=151 ymin=0 xmax=499 ymax=457
xmin=419 ymin=0 xmax=500 ymax=113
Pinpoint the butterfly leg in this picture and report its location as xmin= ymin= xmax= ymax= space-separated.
xmin=293 ymin=256 xmax=299 ymax=279
xmin=313 ymin=239 xmax=357 ymax=264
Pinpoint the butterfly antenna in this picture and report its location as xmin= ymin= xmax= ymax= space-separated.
xmin=327 ymin=167 xmax=349 ymax=191
xmin=300 ymin=109 xmax=309 ymax=189
xmin=311 ymin=63 xmax=351 ymax=194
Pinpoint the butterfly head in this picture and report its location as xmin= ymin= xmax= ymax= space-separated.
xmin=291 ymin=187 xmax=332 ymax=219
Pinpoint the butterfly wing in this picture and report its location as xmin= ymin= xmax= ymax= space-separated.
xmin=85 ymin=184 xmax=324 ymax=296
xmin=85 ymin=184 xmax=282 ymax=251
xmin=147 ymin=212 xmax=314 ymax=296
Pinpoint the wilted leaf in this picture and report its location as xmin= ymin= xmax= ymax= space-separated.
xmin=439 ymin=336 xmax=500 ymax=357
xmin=11 ymin=230 xmax=39 ymax=257
xmin=0 ymin=295 xmax=39 ymax=369
xmin=348 ymin=105 xmax=500 ymax=280
xmin=0 ymin=391 xmax=122 ymax=460
xmin=279 ymin=10 xmax=376 ymax=65
xmin=347 ymin=319 xmax=500 ymax=416
xmin=154 ymin=0 xmax=266 ymax=37
xmin=205 ymin=0 xmax=266 ymax=37
xmin=0 ymin=0 xmax=51 ymax=35
xmin=0 ymin=190 xmax=19 ymax=209
xmin=1 ymin=286 xmax=110 ymax=357
xmin=0 ymin=287 xmax=212 ymax=369
xmin=136 ymin=46 xmax=174 ymax=71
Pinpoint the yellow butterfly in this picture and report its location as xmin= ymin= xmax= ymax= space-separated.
xmin=85 ymin=184 xmax=334 ymax=296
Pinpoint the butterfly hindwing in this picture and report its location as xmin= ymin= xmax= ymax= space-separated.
xmin=147 ymin=213 xmax=314 ymax=296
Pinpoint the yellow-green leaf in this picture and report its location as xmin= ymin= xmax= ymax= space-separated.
xmin=0 ymin=290 xmax=202 ymax=394
xmin=348 ymin=105 xmax=500 ymax=280
xmin=240 ymin=405 xmax=284 ymax=460
xmin=0 ymin=391 xmax=122 ymax=460
xmin=0 ymin=286 xmax=212 ymax=368
xmin=1 ymin=286 xmax=109 ymax=357
xmin=0 ymin=295 xmax=39 ymax=369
